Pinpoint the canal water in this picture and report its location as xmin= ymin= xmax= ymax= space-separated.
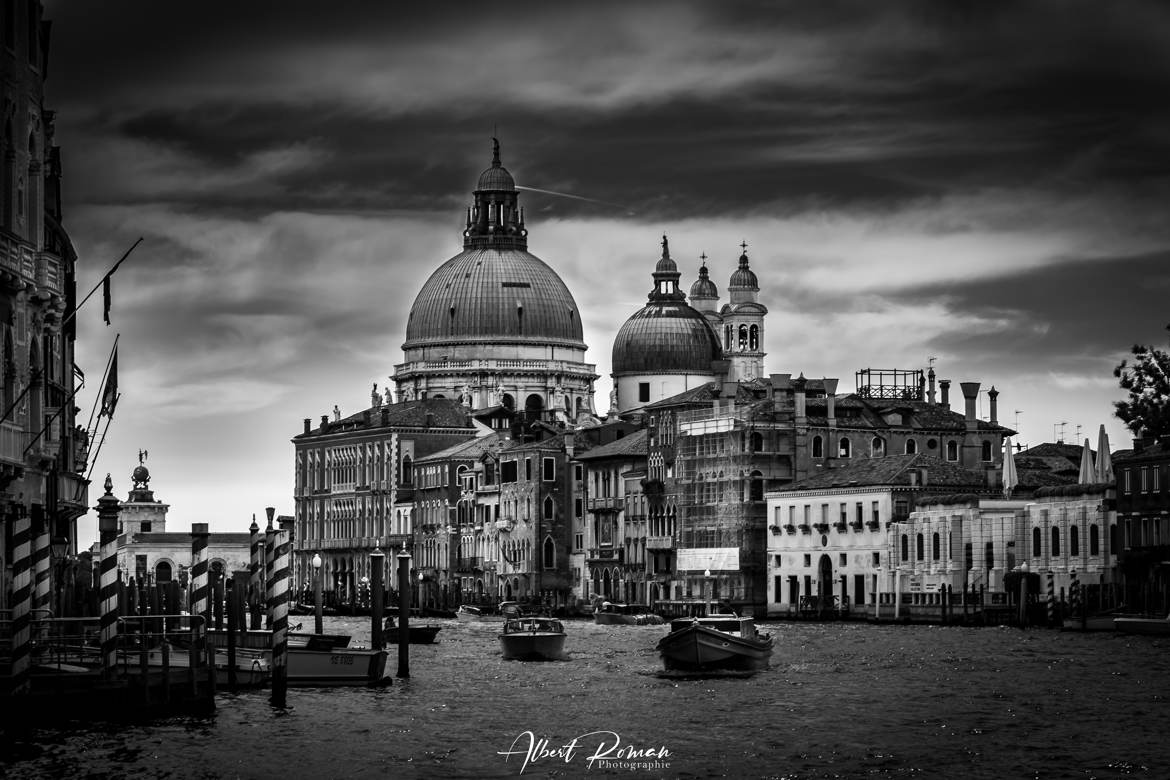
xmin=3 ymin=616 xmax=1168 ymax=779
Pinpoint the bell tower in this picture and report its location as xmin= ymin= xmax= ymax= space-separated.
xmin=719 ymin=243 xmax=768 ymax=382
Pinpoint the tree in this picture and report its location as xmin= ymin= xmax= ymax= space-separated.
xmin=1114 ymin=325 xmax=1170 ymax=439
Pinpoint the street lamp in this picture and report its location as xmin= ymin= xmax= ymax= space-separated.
xmin=704 ymin=568 xmax=713 ymax=616
xmin=312 ymin=553 xmax=323 ymax=635
xmin=418 ymin=571 xmax=426 ymax=609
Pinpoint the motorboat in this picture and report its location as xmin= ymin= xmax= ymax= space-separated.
xmin=285 ymin=633 xmax=389 ymax=686
xmin=656 ymin=613 xmax=773 ymax=673
xmin=592 ymin=601 xmax=664 ymax=626
xmin=382 ymin=617 xmax=442 ymax=644
xmin=498 ymin=617 xmax=567 ymax=661
xmin=456 ymin=604 xmax=501 ymax=621
xmin=1114 ymin=613 xmax=1170 ymax=636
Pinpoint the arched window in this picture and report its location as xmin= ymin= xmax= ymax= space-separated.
xmin=1051 ymin=527 xmax=1061 ymax=557
xmin=871 ymin=436 xmax=885 ymax=457
xmin=543 ymin=537 xmax=555 ymax=569
xmin=401 ymin=454 xmax=413 ymax=484
xmin=543 ymin=496 xmax=554 ymax=521
xmin=904 ymin=439 xmax=917 ymax=454
xmin=916 ymin=533 xmax=924 ymax=561
xmin=738 ymin=324 xmax=748 ymax=350
xmin=932 ymin=532 xmax=940 ymax=560
xmin=839 ymin=438 xmax=851 ymax=458
xmin=946 ymin=440 xmax=958 ymax=461
xmin=724 ymin=324 xmax=732 ymax=350
xmin=812 ymin=436 xmax=823 ymax=458
xmin=154 ymin=561 xmax=173 ymax=583
xmin=900 ymin=534 xmax=909 ymax=562
xmin=1070 ymin=525 xmax=1079 ymax=556
xmin=749 ymin=324 xmax=759 ymax=351
xmin=981 ymin=441 xmax=993 ymax=461
xmin=749 ymin=471 xmax=764 ymax=502
xmin=1032 ymin=527 xmax=1041 ymax=558
xmin=1090 ymin=524 xmax=1100 ymax=556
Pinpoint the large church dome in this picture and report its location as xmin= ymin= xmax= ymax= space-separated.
xmin=402 ymin=139 xmax=585 ymax=350
xmin=404 ymin=248 xmax=585 ymax=347
xmin=611 ymin=236 xmax=722 ymax=375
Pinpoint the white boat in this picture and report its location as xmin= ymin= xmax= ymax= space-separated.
xmin=1114 ymin=613 xmax=1170 ymax=636
xmin=286 ymin=633 xmax=389 ymax=686
xmin=134 ymin=641 xmax=271 ymax=687
xmin=456 ymin=604 xmax=501 ymax=621
xmin=656 ymin=613 xmax=772 ymax=673
xmin=498 ymin=617 xmax=567 ymax=661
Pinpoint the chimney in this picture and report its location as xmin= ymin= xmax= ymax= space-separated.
xmin=823 ymin=378 xmax=839 ymax=426
xmin=794 ymin=374 xmax=807 ymax=423
xmin=320 ymin=414 xmax=329 ymax=431
xmin=363 ymin=409 xmax=371 ymax=426
xmin=939 ymin=380 xmax=951 ymax=410
xmin=927 ymin=367 xmax=937 ymax=404
xmin=565 ymin=432 xmax=575 ymax=458
xmin=960 ymin=382 xmax=980 ymax=430
xmin=303 ymin=418 xmax=311 ymax=435
xmin=425 ymin=412 xmax=434 ymax=428
xmin=381 ymin=407 xmax=390 ymax=426
xmin=987 ymin=386 xmax=999 ymax=426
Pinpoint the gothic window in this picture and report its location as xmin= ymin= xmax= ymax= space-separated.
xmin=543 ymin=495 xmax=554 ymax=521
xmin=812 ymin=435 xmax=823 ymax=458
xmin=543 ymin=536 xmax=555 ymax=569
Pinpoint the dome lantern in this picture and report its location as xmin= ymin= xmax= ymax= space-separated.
xmin=464 ymin=138 xmax=526 ymax=250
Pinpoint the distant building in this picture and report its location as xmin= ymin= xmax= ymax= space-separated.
xmin=1114 ymin=437 xmax=1170 ymax=613
xmin=102 ymin=458 xmax=251 ymax=590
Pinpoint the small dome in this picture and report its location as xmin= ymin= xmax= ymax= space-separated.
xmin=477 ymin=137 xmax=516 ymax=191
xmin=654 ymin=235 xmax=678 ymax=275
xmin=477 ymin=164 xmax=515 ymax=192
xmin=612 ymin=303 xmax=723 ymax=375
xmin=132 ymin=465 xmax=150 ymax=484
xmin=689 ymin=262 xmax=718 ymax=299
xmin=729 ymin=251 xmax=758 ymax=290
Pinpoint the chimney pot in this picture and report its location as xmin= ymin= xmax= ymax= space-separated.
xmin=303 ymin=418 xmax=311 ymax=435
xmin=939 ymin=380 xmax=951 ymax=410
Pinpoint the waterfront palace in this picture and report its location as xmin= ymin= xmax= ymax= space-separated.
xmin=289 ymin=142 xmax=1156 ymax=618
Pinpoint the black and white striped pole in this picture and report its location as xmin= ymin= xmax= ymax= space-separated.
xmin=97 ymin=476 xmax=122 ymax=679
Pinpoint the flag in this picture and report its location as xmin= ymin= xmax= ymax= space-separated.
xmin=103 ymin=274 xmax=111 ymax=325
xmin=101 ymin=348 xmax=118 ymax=419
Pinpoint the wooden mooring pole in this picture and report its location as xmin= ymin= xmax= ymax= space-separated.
xmin=371 ymin=548 xmax=385 ymax=652
xmin=397 ymin=548 xmax=411 ymax=679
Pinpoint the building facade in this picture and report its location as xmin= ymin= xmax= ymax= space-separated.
xmin=1 ymin=0 xmax=88 ymax=613
xmin=1114 ymin=437 xmax=1170 ymax=613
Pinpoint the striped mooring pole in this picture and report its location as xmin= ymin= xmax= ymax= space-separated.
xmin=265 ymin=508 xmax=276 ymax=629
xmin=1070 ymin=570 xmax=1082 ymax=627
xmin=249 ymin=513 xmax=262 ymax=630
xmin=1053 ymin=568 xmax=1062 ymax=626
xmin=191 ymin=522 xmax=210 ymax=644
xmin=97 ymin=475 xmax=122 ymax=679
xmin=9 ymin=507 xmax=34 ymax=694
xmin=270 ymin=528 xmax=291 ymax=706
xmin=32 ymin=507 xmax=51 ymax=633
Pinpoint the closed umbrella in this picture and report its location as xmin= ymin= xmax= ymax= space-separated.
xmin=1002 ymin=436 xmax=1018 ymax=498
xmin=1077 ymin=438 xmax=1095 ymax=485
xmin=1095 ymin=424 xmax=1114 ymax=484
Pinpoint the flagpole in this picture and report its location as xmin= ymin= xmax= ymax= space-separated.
xmin=85 ymin=334 xmax=120 ymax=440
xmin=84 ymin=394 xmax=120 ymax=487
xmin=68 ymin=238 xmax=143 ymax=329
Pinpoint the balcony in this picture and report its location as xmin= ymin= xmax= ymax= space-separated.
xmin=495 ymin=518 xmax=513 ymax=531
xmin=587 ymin=496 xmax=622 ymax=512
xmin=456 ymin=556 xmax=482 ymax=572
xmin=834 ymin=521 xmax=848 ymax=533
xmin=798 ymin=523 xmax=812 ymax=535
xmin=586 ymin=547 xmax=624 ymax=564
xmin=866 ymin=520 xmax=881 ymax=532
xmin=646 ymin=535 xmax=674 ymax=551
xmin=813 ymin=523 xmax=830 ymax=534
xmin=850 ymin=521 xmax=864 ymax=532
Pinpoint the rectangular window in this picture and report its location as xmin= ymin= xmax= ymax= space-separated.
xmin=855 ymin=502 xmax=863 ymax=524
xmin=542 ymin=457 xmax=555 ymax=481
xmin=872 ymin=552 xmax=880 ymax=567
xmin=638 ymin=382 xmax=650 ymax=402
xmin=839 ymin=553 xmax=847 ymax=567
xmin=575 ymin=498 xmax=582 ymax=517
xmin=872 ymin=501 xmax=880 ymax=524
xmin=821 ymin=504 xmax=829 ymax=523
xmin=501 ymin=461 xmax=517 ymax=483
xmin=839 ymin=503 xmax=848 ymax=524
xmin=525 ymin=458 xmax=532 ymax=481
xmin=803 ymin=554 xmax=811 ymax=568
xmin=788 ymin=506 xmax=795 ymax=525
xmin=574 ymin=532 xmax=583 ymax=550
xmin=1156 ymin=467 xmax=1162 ymax=492
xmin=1141 ymin=467 xmax=1149 ymax=493
xmin=574 ymin=464 xmax=583 ymax=481
xmin=1124 ymin=468 xmax=1131 ymax=494
xmin=802 ymin=505 xmax=810 ymax=524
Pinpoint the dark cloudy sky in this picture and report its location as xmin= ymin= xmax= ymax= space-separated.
xmin=42 ymin=1 xmax=1169 ymax=539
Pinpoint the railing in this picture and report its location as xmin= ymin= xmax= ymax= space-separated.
xmin=0 ymin=422 xmax=27 ymax=465
xmin=646 ymin=536 xmax=674 ymax=550
xmin=586 ymin=548 xmax=624 ymax=563
xmin=587 ymin=496 xmax=622 ymax=512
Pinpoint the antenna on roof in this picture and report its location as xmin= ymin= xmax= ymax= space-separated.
xmin=1075 ymin=424 xmax=1082 ymax=442
xmin=1054 ymin=421 xmax=1067 ymax=444
xmin=927 ymin=356 xmax=937 ymax=370
xmin=1014 ymin=410 xmax=1022 ymax=431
